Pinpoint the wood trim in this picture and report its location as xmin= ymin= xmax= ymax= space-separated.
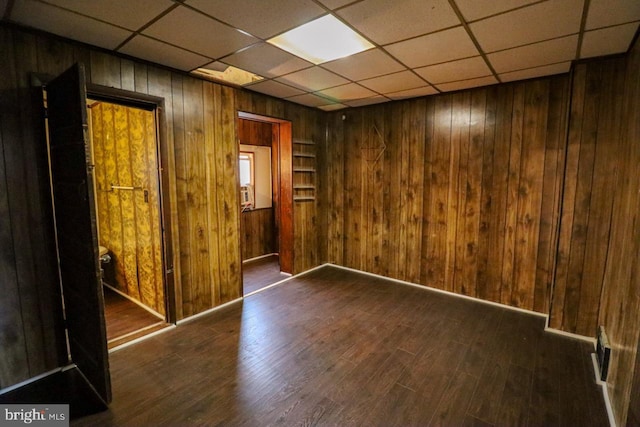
xmin=278 ymin=121 xmax=293 ymax=274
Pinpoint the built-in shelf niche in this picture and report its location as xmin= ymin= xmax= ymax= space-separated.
xmin=293 ymin=138 xmax=316 ymax=202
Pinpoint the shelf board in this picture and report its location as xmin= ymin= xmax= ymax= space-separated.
xmin=293 ymin=139 xmax=315 ymax=145
xmin=294 ymin=196 xmax=315 ymax=202
xmin=293 ymin=152 xmax=316 ymax=158
xmin=293 ymin=167 xmax=316 ymax=172
xmin=294 ymin=185 xmax=316 ymax=190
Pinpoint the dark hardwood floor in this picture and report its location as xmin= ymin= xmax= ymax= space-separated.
xmin=74 ymin=266 xmax=608 ymax=426
xmin=242 ymin=254 xmax=289 ymax=295
xmin=103 ymin=286 xmax=167 ymax=349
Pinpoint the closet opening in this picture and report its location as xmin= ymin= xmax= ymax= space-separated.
xmin=237 ymin=112 xmax=293 ymax=295
xmin=86 ymin=97 xmax=171 ymax=348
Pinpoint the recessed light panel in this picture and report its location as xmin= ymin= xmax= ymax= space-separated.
xmin=268 ymin=15 xmax=374 ymax=65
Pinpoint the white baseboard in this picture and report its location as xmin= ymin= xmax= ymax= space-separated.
xmin=243 ymin=262 xmax=327 ymax=297
xmin=175 ymin=297 xmax=243 ymax=325
xmin=242 ymin=253 xmax=279 ymax=263
xmin=109 ymin=323 xmax=176 ymax=353
xmin=0 ymin=367 xmax=64 ymax=395
xmin=544 ymin=326 xmax=596 ymax=344
xmin=328 ymin=263 xmax=548 ymax=319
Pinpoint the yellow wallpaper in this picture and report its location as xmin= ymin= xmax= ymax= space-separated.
xmin=91 ymin=102 xmax=165 ymax=315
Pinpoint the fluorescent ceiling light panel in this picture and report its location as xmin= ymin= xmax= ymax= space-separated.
xmin=268 ymin=15 xmax=374 ymax=64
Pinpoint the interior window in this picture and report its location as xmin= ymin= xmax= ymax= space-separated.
xmin=239 ymin=152 xmax=254 ymax=210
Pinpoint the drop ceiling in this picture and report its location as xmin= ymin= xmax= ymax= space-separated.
xmin=3 ymin=0 xmax=639 ymax=110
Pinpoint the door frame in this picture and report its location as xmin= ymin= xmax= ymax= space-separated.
xmin=86 ymin=84 xmax=177 ymax=324
xmin=237 ymin=111 xmax=293 ymax=275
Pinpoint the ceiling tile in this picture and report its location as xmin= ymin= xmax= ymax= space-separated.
xmin=275 ymin=67 xmax=349 ymax=91
xmin=345 ymin=95 xmax=389 ymax=107
xmin=454 ymin=0 xmax=539 ymax=22
xmin=337 ymin=0 xmax=460 ymax=45
xmin=223 ymin=43 xmax=312 ymax=78
xmin=185 ymin=0 xmax=325 ymax=39
xmin=118 ymin=35 xmax=210 ymax=71
xmin=359 ymin=70 xmax=426 ymax=93
xmin=499 ymin=62 xmax=571 ymax=82
xmin=143 ymin=6 xmax=257 ymax=59
xmin=387 ymin=86 xmax=439 ymax=100
xmin=285 ymin=93 xmax=334 ymax=107
xmin=40 ymin=0 xmax=174 ymax=31
xmin=470 ymin=0 xmax=584 ymax=53
xmin=322 ymin=49 xmax=405 ymax=81
xmin=435 ymin=76 xmax=498 ymax=92
xmin=9 ymin=0 xmax=132 ymax=50
xmin=586 ymin=0 xmax=640 ymax=30
xmin=385 ymin=26 xmax=479 ymax=68
xmin=580 ymin=23 xmax=639 ymax=59
xmin=415 ymin=56 xmax=492 ymax=84
xmin=245 ymin=80 xmax=306 ymax=98
xmin=318 ymin=103 xmax=349 ymax=111
xmin=317 ymin=83 xmax=377 ymax=102
xmin=487 ymin=35 xmax=578 ymax=73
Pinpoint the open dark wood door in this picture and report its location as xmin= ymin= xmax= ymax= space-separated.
xmin=46 ymin=63 xmax=111 ymax=404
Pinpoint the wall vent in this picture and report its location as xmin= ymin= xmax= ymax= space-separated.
xmin=596 ymin=326 xmax=611 ymax=382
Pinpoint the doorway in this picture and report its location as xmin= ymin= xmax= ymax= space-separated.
xmin=237 ymin=112 xmax=293 ymax=295
xmin=86 ymin=98 xmax=170 ymax=348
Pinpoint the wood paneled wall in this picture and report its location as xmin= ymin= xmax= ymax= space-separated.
xmin=91 ymin=102 xmax=165 ymax=315
xmin=0 ymin=23 xmax=325 ymax=390
xmin=596 ymin=35 xmax=640 ymax=427
xmin=326 ymin=77 xmax=569 ymax=314
xmin=0 ymin=26 xmax=67 ymax=389
xmin=240 ymin=209 xmax=276 ymax=261
xmin=238 ymin=118 xmax=272 ymax=146
xmin=549 ymin=57 xmax=627 ymax=336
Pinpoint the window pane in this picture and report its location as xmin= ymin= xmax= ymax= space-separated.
xmin=239 ymin=158 xmax=251 ymax=186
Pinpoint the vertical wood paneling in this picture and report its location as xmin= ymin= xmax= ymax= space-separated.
xmin=596 ymin=36 xmax=640 ymax=427
xmin=240 ymin=209 xmax=275 ymax=260
xmin=326 ymin=113 xmax=344 ymax=265
xmin=486 ymin=85 xmax=513 ymax=303
xmin=500 ymin=84 xmax=524 ymax=306
xmin=550 ymin=57 xmax=627 ymax=336
xmin=217 ymin=85 xmax=241 ymax=302
xmin=0 ymin=26 xmax=68 ymax=388
xmin=512 ymin=80 xmax=548 ymax=308
xmin=328 ymin=76 xmax=568 ymax=314
xmin=476 ymin=87 xmax=497 ymax=302
xmin=203 ymin=83 xmax=222 ymax=306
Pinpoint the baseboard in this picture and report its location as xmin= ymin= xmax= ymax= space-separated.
xmin=175 ymin=297 xmax=243 ymax=325
xmin=242 ymin=253 xmax=279 ymax=264
xmin=328 ymin=263 xmax=547 ymax=319
xmin=544 ymin=326 xmax=597 ymax=344
xmin=243 ymin=262 xmax=327 ymax=297
xmin=0 ymin=367 xmax=63 ymax=396
xmin=591 ymin=353 xmax=617 ymax=427
xmin=108 ymin=323 xmax=176 ymax=353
